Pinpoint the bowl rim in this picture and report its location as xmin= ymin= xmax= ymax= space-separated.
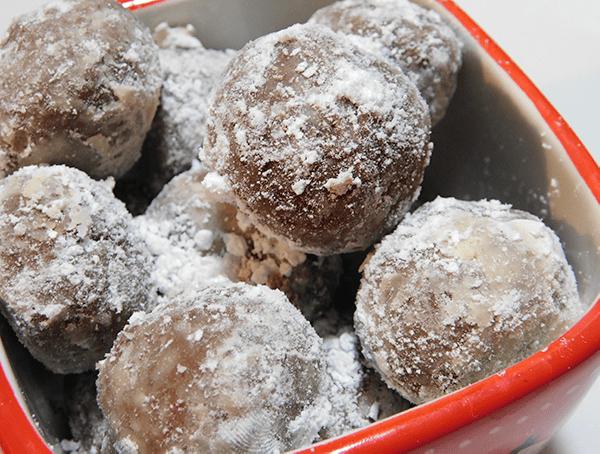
xmin=0 ymin=1 xmax=599 ymax=453
xmin=0 ymin=356 xmax=50 ymax=452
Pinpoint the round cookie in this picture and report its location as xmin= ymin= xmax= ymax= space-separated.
xmin=354 ymin=197 xmax=585 ymax=404
xmin=202 ymin=23 xmax=432 ymax=255
xmin=96 ymin=283 xmax=331 ymax=453
xmin=0 ymin=165 xmax=152 ymax=374
xmin=0 ymin=0 xmax=162 ymax=180
xmin=309 ymin=0 xmax=462 ymax=125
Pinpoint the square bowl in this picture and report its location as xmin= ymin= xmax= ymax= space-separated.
xmin=1 ymin=1 xmax=599 ymax=453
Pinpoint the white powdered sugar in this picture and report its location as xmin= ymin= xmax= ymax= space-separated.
xmin=145 ymin=23 xmax=236 ymax=182
xmin=134 ymin=161 xmax=341 ymax=322
xmin=309 ymin=0 xmax=462 ymax=125
xmin=318 ymin=328 xmax=411 ymax=439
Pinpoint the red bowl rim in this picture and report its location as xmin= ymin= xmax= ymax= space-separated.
xmin=1 ymin=1 xmax=599 ymax=453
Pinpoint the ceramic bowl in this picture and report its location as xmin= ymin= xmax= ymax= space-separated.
xmin=1 ymin=1 xmax=599 ymax=453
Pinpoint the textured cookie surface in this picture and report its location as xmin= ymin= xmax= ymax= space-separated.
xmin=355 ymin=197 xmax=585 ymax=404
xmin=0 ymin=165 xmax=151 ymax=373
xmin=97 ymin=283 xmax=330 ymax=453
xmin=0 ymin=0 xmax=161 ymax=179
xmin=202 ymin=23 xmax=431 ymax=255
xmin=310 ymin=0 xmax=462 ymax=125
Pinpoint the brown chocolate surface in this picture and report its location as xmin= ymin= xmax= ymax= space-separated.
xmin=0 ymin=0 xmax=161 ymax=180
xmin=202 ymin=23 xmax=432 ymax=255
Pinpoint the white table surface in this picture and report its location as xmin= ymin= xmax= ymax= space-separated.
xmin=1 ymin=1 xmax=599 ymax=453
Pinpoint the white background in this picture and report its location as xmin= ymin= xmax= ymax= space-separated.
xmin=1 ymin=1 xmax=599 ymax=453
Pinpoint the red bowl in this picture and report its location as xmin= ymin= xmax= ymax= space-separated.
xmin=1 ymin=1 xmax=599 ymax=453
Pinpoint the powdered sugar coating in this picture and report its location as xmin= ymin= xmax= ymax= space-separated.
xmin=137 ymin=162 xmax=342 ymax=319
xmin=202 ymin=23 xmax=431 ymax=255
xmin=97 ymin=283 xmax=331 ymax=453
xmin=320 ymin=329 xmax=410 ymax=439
xmin=0 ymin=0 xmax=161 ymax=180
xmin=141 ymin=23 xmax=236 ymax=192
xmin=0 ymin=165 xmax=152 ymax=374
xmin=309 ymin=0 xmax=462 ymax=125
xmin=355 ymin=197 xmax=585 ymax=404
xmin=133 ymin=162 xmax=233 ymax=309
